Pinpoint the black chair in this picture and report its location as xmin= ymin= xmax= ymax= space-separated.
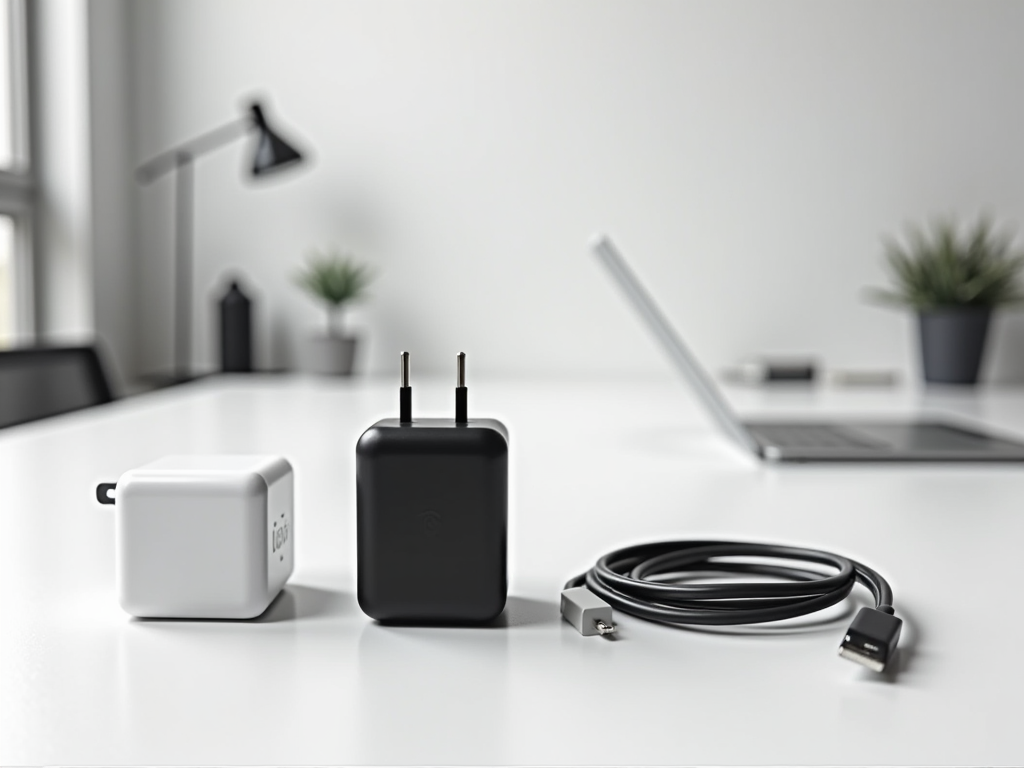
xmin=0 ymin=346 xmax=114 ymax=429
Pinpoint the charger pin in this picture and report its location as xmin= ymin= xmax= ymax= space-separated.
xmin=399 ymin=351 xmax=412 ymax=423
xmin=455 ymin=352 xmax=468 ymax=424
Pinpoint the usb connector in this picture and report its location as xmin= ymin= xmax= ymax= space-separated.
xmin=561 ymin=586 xmax=617 ymax=636
xmin=839 ymin=606 xmax=903 ymax=672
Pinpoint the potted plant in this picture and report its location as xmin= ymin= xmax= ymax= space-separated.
xmin=294 ymin=249 xmax=373 ymax=375
xmin=868 ymin=217 xmax=1024 ymax=384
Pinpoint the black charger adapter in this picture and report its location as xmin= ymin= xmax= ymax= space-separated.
xmin=356 ymin=352 xmax=508 ymax=623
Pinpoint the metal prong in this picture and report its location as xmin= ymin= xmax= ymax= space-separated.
xmin=457 ymin=352 xmax=465 ymax=387
xmin=594 ymin=620 xmax=617 ymax=636
xmin=838 ymin=644 xmax=885 ymax=673
xmin=401 ymin=351 xmax=410 ymax=387
xmin=96 ymin=483 xmax=117 ymax=505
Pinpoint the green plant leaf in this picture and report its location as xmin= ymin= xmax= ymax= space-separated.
xmin=867 ymin=216 xmax=1024 ymax=310
xmin=294 ymin=249 xmax=374 ymax=307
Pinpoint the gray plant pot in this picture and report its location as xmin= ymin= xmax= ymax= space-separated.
xmin=302 ymin=335 xmax=358 ymax=376
xmin=918 ymin=307 xmax=991 ymax=385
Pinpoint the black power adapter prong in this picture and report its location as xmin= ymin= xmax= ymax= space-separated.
xmin=455 ymin=352 xmax=468 ymax=424
xmin=399 ymin=351 xmax=412 ymax=423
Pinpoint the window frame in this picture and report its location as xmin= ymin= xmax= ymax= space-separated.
xmin=0 ymin=0 xmax=34 ymax=345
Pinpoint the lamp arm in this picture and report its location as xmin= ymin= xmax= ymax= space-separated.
xmin=136 ymin=115 xmax=252 ymax=183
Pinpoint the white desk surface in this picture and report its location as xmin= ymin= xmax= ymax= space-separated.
xmin=3 ymin=374 xmax=1024 ymax=766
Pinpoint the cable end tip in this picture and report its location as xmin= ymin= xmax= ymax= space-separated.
xmin=594 ymin=619 xmax=617 ymax=636
xmin=839 ymin=606 xmax=902 ymax=673
xmin=561 ymin=586 xmax=615 ymax=637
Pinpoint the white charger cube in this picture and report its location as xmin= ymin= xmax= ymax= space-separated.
xmin=114 ymin=455 xmax=294 ymax=619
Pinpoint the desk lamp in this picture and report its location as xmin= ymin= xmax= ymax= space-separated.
xmin=137 ymin=100 xmax=308 ymax=384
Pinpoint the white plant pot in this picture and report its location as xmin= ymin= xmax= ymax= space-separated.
xmin=301 ymin=335 xmax=357 ymax=376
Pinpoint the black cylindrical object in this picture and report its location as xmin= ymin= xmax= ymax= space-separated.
xmin=219 ymin=280 xmax=253 ymax=372
xmin=918 ymin=306 xmax=991 ymax=384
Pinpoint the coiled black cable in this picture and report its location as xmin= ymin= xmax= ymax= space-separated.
xmin=564 ymin=540 xmax=895 ymax=627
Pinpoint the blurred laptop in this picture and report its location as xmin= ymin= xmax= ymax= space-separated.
xmin=591 ymin=233 xmax=1024 ymax=462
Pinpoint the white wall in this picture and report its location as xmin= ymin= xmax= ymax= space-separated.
xmin=87 ymin=0 xmax=136 ymax=391
xmin=127 ymin=0 xmax=1024 ymax=380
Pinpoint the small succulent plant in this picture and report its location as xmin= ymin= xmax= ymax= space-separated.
xmin=294 ymin=249 xmax=373 ymax=336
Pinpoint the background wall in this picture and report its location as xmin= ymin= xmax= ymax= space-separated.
xmin=87 ymin=0 xmax=136 ymax=389
xmin=126 ymin=0 xmax=1024 ymax=380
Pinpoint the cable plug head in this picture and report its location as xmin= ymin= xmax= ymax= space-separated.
xmin=561 ymin=586 xmax=617 ymax=637
xmin=839 ymin=606 xmax=902 ymax=672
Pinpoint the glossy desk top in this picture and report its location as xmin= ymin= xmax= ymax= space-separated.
xmin=2 ymin=374 xmax=1023 ymax=766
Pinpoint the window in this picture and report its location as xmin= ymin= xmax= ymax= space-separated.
xmin=0 ymin=0 xmax=31 ymax=348
xmin=0 ymin=214 xmax=15 ymax=342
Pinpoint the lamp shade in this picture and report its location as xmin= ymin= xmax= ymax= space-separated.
xmin=250 ymin=102 xmax=303 ymax=176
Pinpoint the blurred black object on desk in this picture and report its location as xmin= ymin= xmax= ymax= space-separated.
xmin=219 ymin=279 xmax=253 ymax=373
xmin=723 ymin=357 xmax=899 ymax=387
xmin=724 ymin=357 xmax=818 ymax=384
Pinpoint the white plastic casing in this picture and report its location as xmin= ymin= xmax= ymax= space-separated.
xmin=115 ymin=455 xmax=294 ymax=619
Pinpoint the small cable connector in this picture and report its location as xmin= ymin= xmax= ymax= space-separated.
xmin=561 ymin=586 xmax=617 ymax=637
xmin=399 ymin=351 xmax=412 ymax=423
xmin=838 ymin=606 xmax=903 ymax=672
xmin=455 ymin=352 xmax=468 ymax=424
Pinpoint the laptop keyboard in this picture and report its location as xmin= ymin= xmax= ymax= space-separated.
xmin=749 ymin=424 xmax=884 ymax=450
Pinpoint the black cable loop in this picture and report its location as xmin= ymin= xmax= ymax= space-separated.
xmin=566 ymin=540 xmax=894 ymax=627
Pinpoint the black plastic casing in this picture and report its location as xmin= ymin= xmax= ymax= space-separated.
xmin=843 ymin=606 xmax=903 ymax=669
xmin=356 ymin=417 xmax=509 ymax=623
